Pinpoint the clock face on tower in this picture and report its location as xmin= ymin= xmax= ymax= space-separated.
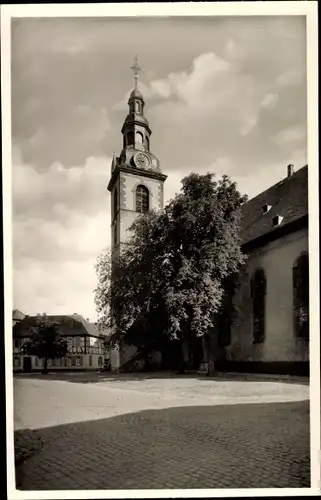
xmin=134 ymin=152 xmax=151 ymax=170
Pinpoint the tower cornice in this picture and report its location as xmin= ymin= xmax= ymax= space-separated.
xmin=121 ymin=115 xmax=151 ymax=135
xmin=107 ymin=164 xmax=167 ymax=192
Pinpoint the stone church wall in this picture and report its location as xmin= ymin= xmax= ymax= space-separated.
xmin=224 ymin=227 xmax=309 ymax=367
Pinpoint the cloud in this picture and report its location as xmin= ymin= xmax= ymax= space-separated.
xmin=260 ymin=93 xmax=279 ymax=110
xmin=14 ymin=259 xmax=99 ymax=319
xmin=13 ymin=211 xmax=109 ymax=263
xmin=276 ymin=68 xmax=306 ymax=88
xmin=273 ymin=126 xmax=306 ymax=147
xmin=15 ymin=104 xmax=111 ymax=168
xmin=12 ymin=148 xmax=112 ymax=320
xmin=142 ymin=46 xmax=306 ymax=176
xmin=13 ymin=147 xmax=111 ymax=219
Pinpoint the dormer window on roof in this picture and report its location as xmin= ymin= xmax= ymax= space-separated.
xmin=262 ymin=203 xmax=272 ymax=214
xmin=272 ymin=214 xmax=284 ymax=227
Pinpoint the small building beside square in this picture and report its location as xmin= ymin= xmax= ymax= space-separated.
xmin=13 ymin=313 xmax=106 ymax=372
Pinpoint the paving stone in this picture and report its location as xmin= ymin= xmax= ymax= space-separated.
xmin=14 ymin=400 xmax=310 ymax=490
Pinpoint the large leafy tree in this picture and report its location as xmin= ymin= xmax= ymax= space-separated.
xmin=21 ymin=317 xmax=68 ymax=374
xmin=95 ymin=172 xmax=247 ymax=371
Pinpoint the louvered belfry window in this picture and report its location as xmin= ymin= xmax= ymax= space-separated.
xmin=251 ymin=269 xmax=266 ymax=343
xmin=136 ymin=185 xmax=149 ymax=213
xmin=293 ymin=254 xmax=309 ymax=339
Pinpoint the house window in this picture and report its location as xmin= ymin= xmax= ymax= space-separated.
xmin=98 ymin=356 xmax=103 ymax=367
xmin=89 ymin=355 xmax=92 ymax=366
xmin=272 ymin=214 xmax=284 ymax=227
xmin=251 ymin=268 xmax=266 ymax=344
xmin=71 ymin=356 xmax=76 ymax=367
xmin=67 ymin=357 xmax=71 ymax=367
xmin=76 ymin=356 xmax=82 ymax=366
xmin=75 ymin=337 xmax=81 ymax=348
xmin=262 ymin=203 xmax=272 ymax=214
xmin=136 ymin=185 xmax=149 ymax=213
xmin=13 ymin=356 xmax=20 ymax=368
xmin=293 ymin=253 xmax=309 ymax=339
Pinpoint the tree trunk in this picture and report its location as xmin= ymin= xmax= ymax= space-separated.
xmin=204 ymin=336 xmax=217 ymax=377
xmin=177 ymin=340 xmax=185 ymax=374
xmin=143 ymin=349 xmax=151 ymax=372
xmin=207 ymin=358 xmax=217 ymax=377
xmin=42 ymin=357 xmax=49 ymax=374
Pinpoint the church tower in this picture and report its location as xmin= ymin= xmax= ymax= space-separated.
xmin=107 ymin=57 xmax=167 ymax=259
xmin=107 ymin=58 xmax=167 ymax=372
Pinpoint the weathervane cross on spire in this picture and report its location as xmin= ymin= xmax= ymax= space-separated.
xmin=130 ymin=55 xmax=142 ymax=89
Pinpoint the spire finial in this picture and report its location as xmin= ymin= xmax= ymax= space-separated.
xmin=130 ymin=55 xmax=142 ymax=89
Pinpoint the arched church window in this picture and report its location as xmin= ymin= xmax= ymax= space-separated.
xmin=136 ymin=131 xmax=143 ymax=144
xmin=136 ymin=185 xmax=149 ymax=213
xmin=113 ymin=189 xmax=118 ymax=219
xmin=146 ymin=136 xmax=150 ymax=151
xmin=293 ymin=253 xmax=309 ymax=339
xmin=126 ymin=131 xmax=134 ymax=146
xmin=251 ymin=268 xmax=266 ymax=343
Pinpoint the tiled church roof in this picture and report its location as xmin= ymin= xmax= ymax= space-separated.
xmin=13 ymin=314 xmax=103 ymax=339
xmin=240 ymin=165 xmax=308 ymax=246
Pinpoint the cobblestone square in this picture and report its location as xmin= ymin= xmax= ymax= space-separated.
xmin=13 ymin=373 xmax=310 ymax=490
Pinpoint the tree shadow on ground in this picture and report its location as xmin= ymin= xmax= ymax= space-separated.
xmin=14 ymin=370 xmax=309 ymax=386
xmin=15 ymin=400 xmax=310 ymax=491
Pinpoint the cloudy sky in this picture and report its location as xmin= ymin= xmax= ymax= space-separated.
xmin=11 ymin=15 xmax=307 ymax=321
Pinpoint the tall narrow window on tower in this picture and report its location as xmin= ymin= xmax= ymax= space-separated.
xmin=113 ymin=189 xmax=118 ymax=219
xmin=113 ymin=224 xmax=118 ymax=245
xmin=126 ymin=131 xmax=134 ymax=146
xmin=136 ymin=131 xmax=143 ymax=144
xmin=293 ymin=253 xmax=309 ymax=339
xmin=136 ymin=185 xmax=149 ymax=213
xmin=135 ymin=101 xmax=141 ymax=113
xmin=251 ymin=268 xmax=266 ymax=343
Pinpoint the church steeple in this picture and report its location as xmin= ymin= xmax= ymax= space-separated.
xmin=108 ymin=57 xmax=166 ymax=189
xmin=121 ymin=56 xmax=151 ymax=153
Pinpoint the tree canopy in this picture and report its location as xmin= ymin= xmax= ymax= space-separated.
xmin=95 ymin=172 xmax=247 ymax=349
xmin=21 ymin=317 xmax=68 ymax=373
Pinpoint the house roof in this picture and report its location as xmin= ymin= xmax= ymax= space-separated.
xmin=13 ymin=314 xmax=103 ymax=339
xmin=12 ymin=309 xmax=25 ymax=321
xmin=240 ymin=165 xmax=308 ymax=246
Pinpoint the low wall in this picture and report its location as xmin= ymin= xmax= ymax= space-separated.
xmin=214 ymin=360 xmax=309 ymax=377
